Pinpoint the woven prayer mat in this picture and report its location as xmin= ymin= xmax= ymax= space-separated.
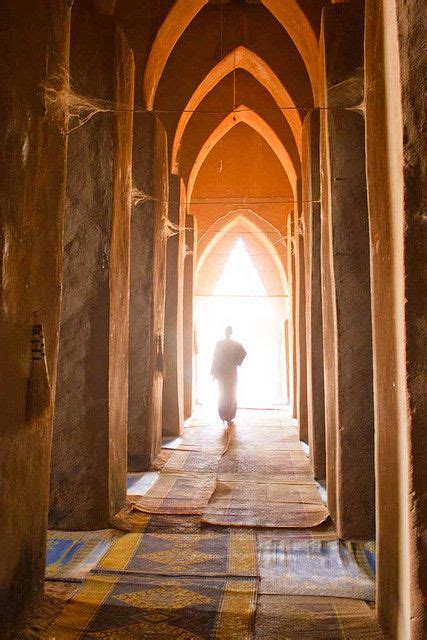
xmin=236 ymin=409 xmax=294 ymax=424
xmin=127 ymin=471 xmax=160 ymax=495
xmin=131 ymin=471 xmax=217 ymax=515
xmin=162 ymin=424 xmax=230 ymax=454
xmin=230 ymin=425 xmax=300 ymax=449
xmin=255 ymin=521 xmax=337 ymax=541
xmin=112 ymin=504 xmax=205 ymax=534
xmin=153 ymin=448 xmax=222 ymax=474
xmin=219 ymin=449 xmax=312 ymax=476
xmin=202 ymin=476 xmax=328 ymax=528
xmin=20 ymin=582 xmax=80 ymax=640
xmin=94 ymin=529 xmax=257 ymax=577
xmin=257 ymin=537 xmax=375 ymax=600
xmin=43 ymin=573 xmax=258 ymax=639
xmin=255 ymin=595 xmax=385 ymax=639
xmin=46 ymin=531 xmax=117 ymax=581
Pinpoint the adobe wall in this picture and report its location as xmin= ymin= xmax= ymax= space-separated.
xmin=0 ymin=1 xmax=71 ymax=635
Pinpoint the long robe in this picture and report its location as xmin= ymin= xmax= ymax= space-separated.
xmin=211 ymin=339 xmax=247 ymax=421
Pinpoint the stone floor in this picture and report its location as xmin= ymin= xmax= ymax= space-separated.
xmin=20 ymin=408 xmax=386 ymax=639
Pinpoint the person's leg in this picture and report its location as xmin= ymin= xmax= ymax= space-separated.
xmin=218 ymin=379 xmax=227 ymax=422
xmin=226 ymin=371 xmax=238 ymax=425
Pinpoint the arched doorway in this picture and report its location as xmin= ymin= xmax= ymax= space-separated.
xmin=195 ymin=210 xmax=289 ymax=409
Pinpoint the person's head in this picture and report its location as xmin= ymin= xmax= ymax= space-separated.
xmin=225 ymin=326 xmax=232 ymax=339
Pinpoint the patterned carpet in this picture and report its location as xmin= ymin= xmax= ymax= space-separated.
xmin=22 ymin=408 xmax=386 ymax=639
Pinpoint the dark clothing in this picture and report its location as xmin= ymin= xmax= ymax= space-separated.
xmin=211 ymin=339 xmax=247 ymax=421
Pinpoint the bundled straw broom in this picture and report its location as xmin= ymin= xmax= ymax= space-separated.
xmin=26 ymin=318 xmax=52 ymax=425
xmin=156 ymin=332 xmax=165 ymax=374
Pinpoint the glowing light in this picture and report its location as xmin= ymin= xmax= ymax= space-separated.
xmin=195 ymin=237 xmax=287 ymax=410
xmin=213 ymin=238 xmax=266 ymax=296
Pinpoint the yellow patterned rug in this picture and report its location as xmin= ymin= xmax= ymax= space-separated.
xmin=42 ymin=573 xmax=258 ymax=639
xmin=94 ymin=529 xmax=257 ymax=578
xmin=131 ymin=471 xmax=217 ymax=515
xmin=202 ymin=476 xmax=328 ymax=528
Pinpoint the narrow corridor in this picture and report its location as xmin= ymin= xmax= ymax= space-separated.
xmin=25 ymin=409 xmax=384 ymax=639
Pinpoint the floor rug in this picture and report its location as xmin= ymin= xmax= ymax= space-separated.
xmin=131 ymin=471 xmax=217 ymax=515
xmin=162 ymin=424 xmax=230 ymax=454
xmin=257 ymin=538 xmax=375 ymax=600
xmin=94 ymin=529 xmax=257 ymax=577
xmin=112 ymin=504 xmax=207 ymax=534
xmin=255 ymin=522 xmax=337 ymax=541
xmin=46 ymin=531 xmax=117 ymax=581
xmin=155 ymin=449 xmax=222 ymax=474
xmin=127 ymin=472 xmax=159 ymax=496
xmin=255 ymin=595 xmax=385 ymax=639
xmin=218 ymin=449 xmax=312 ymax=476
xmin=42 ymin=573 xmax=258 ymax=639
xmin=202 ymin=476 xmax=328 ymax=528
xmin=20 ymin=582 xmax=81 ymax=640
xmin=229 ymin=426 xmax=301 ymax=451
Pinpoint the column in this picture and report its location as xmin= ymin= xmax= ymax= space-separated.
xmin=127 ymin=111 xmax=169 ymax=471
xmin=295 ymin=205 xmax=309 ymax=443
xmin=0 ymin=1 xmax=71 ymax=633
xmin=286 ymin=212 xmax=297 ymax=417
xmin=183 ymin=214 xmax=197 ymax=420
xmin=320 ymin=3 xmax=375 ymax=539
xmin=366 ymin=0 xmax=425 ymax=636
xmin=302 ymin=109 xmax=326 ymax=479
xmin=162 ymin=175 xmax=185 ymax=436
xmin=49 ymin=11 xmax=135 ymax=529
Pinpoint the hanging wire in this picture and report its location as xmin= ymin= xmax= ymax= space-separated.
xmin=42 ymin=71 xmax=349 ymax=137
xmin=131 ymin=196 xmax=321 ymax=206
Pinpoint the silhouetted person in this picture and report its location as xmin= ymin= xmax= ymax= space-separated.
xmin=211 ymin=326 xmax=247 ymax=426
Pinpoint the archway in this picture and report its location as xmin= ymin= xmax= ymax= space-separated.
xmin=187 ymin=105 xmax=298 ymax=205
xmin=195 ymin=211 xmax=289 ymax=409
xmin=143 ymin=0 xmax=320 ymax=109
xmin=171 ymin=46 xmax=302 ymax=173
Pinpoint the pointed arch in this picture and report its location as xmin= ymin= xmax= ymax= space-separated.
xmin=143 ymin=0 xmax=320 ymax=110
xmin=187 ymin=105 xmax=297 ymax=205
xmin=171 ymin=46 xmax=302 ymax=174
xmin=197 ymin=209 xmax=288 ymax=298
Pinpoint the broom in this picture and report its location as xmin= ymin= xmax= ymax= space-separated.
xmin=156 ymin=332 xmax=165 ymax=374
xmin=26 ymin=317 xmax=52 ymax=426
